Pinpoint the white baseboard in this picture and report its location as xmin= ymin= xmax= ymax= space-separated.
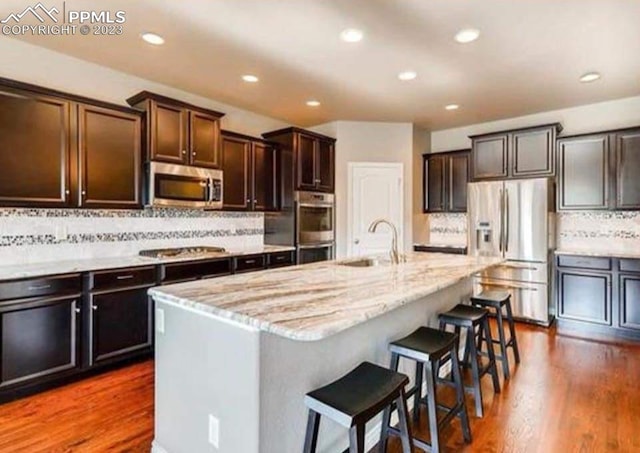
xmin=150 ymin=440 xmax=169 ymax=453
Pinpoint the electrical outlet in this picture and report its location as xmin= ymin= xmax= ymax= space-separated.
xmin=208 ymin=414 xmax=219 ymax=448
xmin=156 ymin=308 xmax=165 ymax=334
xmin=55 ymin=225 xmax=68 ymax=241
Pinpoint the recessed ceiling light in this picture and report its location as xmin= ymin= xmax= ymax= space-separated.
xmin=340 ymin=28 xmax=364 ymax=43
xmin=580 ymin=72 xmax=601 ymax=83
xmin=445 ymin=104 xmax=459 ymax=111
xmin=306 ymin=100 xmax=321 ymax=107
xmin=454 ymin=28 xmax=480 ymax=44
xmin=141 ymin=32 xmax=165 ymax=45
xmin=241 ymin=74 xmax=259 ymax=83
xmin=398 ymin=71 xmax=417 ymax=81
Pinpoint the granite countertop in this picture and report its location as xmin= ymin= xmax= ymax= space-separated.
xmin=555 ymin=250 xmax=640 ymax=260
xmin=149 ymin=252 xmax=503 ymax=341
xmin=0 ymin=245 xmax=296 ymax=281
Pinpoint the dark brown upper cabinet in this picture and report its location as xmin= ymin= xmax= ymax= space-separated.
xmin=0 ymin=78 xmax=143 ymax=209
xmin=557 ymin=133 xmax=610 ymax=211
xmin=557 ymin=126 xmax=640 ymax=211
xmin=615 ymin=128 xmax=640 ymax=210
xmin=0 ymin=86 xmax=71 ymax=207
xmin=470 ymin=123 xmax=561 ymax=181
xmin=423 ymin=150 xmax=470 ymax=213
xmin=127 ymin=91 xmax=224 ymax=169
xmin=263 ymin=127 xmax=336 ymax=193
xmin=221 ymin=131 xmax=278 ymax=212
xmin=78 ymin=104 xmax=142 ymax=209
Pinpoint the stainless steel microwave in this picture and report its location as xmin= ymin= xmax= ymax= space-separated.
xmin=147 ymin=162 xmax=223 ymax=209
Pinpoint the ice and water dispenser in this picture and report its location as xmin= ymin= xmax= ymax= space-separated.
xmin=475 ymin=221 xmax=494 ymax=254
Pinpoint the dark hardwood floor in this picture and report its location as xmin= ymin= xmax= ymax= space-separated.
xmin=0 ymin=323 xmax=638 ymax=452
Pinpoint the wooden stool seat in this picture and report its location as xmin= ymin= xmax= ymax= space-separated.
xmin=303 ymin=362 xmax=413 ymax=453
xmin=389 ymin=326 xmax=457 ymax=362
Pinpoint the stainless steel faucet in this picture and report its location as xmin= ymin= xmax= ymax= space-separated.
xmin=367 ymin=219 xmax=404 ymax=264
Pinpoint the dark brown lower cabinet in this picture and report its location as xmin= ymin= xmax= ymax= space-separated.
xmin=620 ymin=274 xmax=640 ymax=331
xmin=88 ymin=287 xmax=153 ymax=366
xmin=0 ymin=295 xmax=81 ymax=390
xmin=556 ymin=255 xmax=640 ymax=340
xmin=557 ymin=269 xmax=611 ymax=325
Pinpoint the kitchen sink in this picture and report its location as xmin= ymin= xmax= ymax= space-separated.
xmin=338 ymin=258 xmax=382 ymax=268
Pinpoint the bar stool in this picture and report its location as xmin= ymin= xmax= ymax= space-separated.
xmin=381 ymin=327 xmax=471 ymax=453
xmin=471 ymin=291 xmax=521 ymax=379
xmin=438 ymin=304 xmax=500 ymax=418
xmin=303 ymin=361 xmax=413 ymax=453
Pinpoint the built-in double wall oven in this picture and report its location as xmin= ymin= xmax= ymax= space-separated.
xmin=296 ymin=191 xmax=335 ymax=264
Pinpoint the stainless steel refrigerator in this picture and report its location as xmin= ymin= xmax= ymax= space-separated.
xmin=468 ymin=178 xmax=555 ymax=326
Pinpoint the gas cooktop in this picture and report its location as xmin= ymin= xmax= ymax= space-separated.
xmin=138 ymin=246 xmax=227 ymax=259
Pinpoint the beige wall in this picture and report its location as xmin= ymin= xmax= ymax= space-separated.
xmin=412 ymin=126 xmax=430 ymax=245
xmin=0 ymin=36 xmax=289 ymax=137
xmin=310 ymin=121 xmax=415 ymax=258
xmin=431 ymin=95 xmax=640 ymax=152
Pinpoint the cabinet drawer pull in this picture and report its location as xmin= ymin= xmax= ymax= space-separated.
xmin=244 ymin=259 xmax=256 ymax=264
xmin=116 ymin=275 xmax=135 ymax=280
xmin=275 ymin=255 xmax=285 ymax=261
xmin=28 ymin=284 xmax=52 ymax=291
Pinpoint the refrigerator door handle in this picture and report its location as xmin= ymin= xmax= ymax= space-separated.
xmin=505 ymin=188 xmax=510 ymax=252
xmin=499 ymin=189 xmax=504 ymax=252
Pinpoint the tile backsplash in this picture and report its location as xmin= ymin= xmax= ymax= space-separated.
xmin=0 ymin=208 xmax=264 ymax=265
xmin=423 ymin=211 xmax=640 ymax=254
xmin=556 ymin=211 xmax=640 ymax=254
xmin=425 ymin=213 xmax=467 ymax=246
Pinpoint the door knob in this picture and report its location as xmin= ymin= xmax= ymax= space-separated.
xmin=354 ymin=239 xmax=360 ymax=244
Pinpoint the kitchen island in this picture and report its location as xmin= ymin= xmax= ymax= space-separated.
xmin=149 ymin=252 xmax=502 ymax=453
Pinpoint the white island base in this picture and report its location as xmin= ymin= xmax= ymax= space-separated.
xmin=151 ymin=278 xmax=474 ymax=453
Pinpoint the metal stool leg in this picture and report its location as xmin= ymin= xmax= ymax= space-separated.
xmin=506 ymin=300 xmax=521 ymax=364
xmin=395 ymin=387 xmax=414 ymax=453
xmin=495 ymin=307 xmax=511 ymax=379
xmin=303 ymin=410 xmax=321 ymax=453
xmin=424 ymin=360 xmax=440 ymax=453
xmin=466 ymin=325 xmax=484 ymax=417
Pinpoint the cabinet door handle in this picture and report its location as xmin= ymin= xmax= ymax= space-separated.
xmin=116 ymin=275 xmax=134 ymax=280
xmin=244 ymin=259 xmax=256 ymax=264
xmin=192 ymin=151 xmax=196 ymax=156
xmin=75 ymin=307 xmax=81 ymax=313
xmin=182 ymin=150 xmax=187 ymax=155
xmin=28 ymin=284 xmax=51 ymax=291
xmin=92 ymin=305 xmax=98 ymax=311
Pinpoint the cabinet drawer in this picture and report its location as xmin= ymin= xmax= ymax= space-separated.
xmin=268 ymin=251 xmax=294 ymax=268
xmin=89 ymin=267 xmax=156 ymax=291
xmin=0 ymin=274 xmax=81 ymax=302
xmin=235 ymin=255 xmax=266 ymax=273
xmin=557 ymin=255 xmax=611 ymax=271
xmin=161 ymin=259 xmax=231 ymax=283
xmin=619 ymin=259 xmax=640 ymax=273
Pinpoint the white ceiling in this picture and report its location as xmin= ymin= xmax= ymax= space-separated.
xmin=3 ymin=0 xmax=639 ymax=130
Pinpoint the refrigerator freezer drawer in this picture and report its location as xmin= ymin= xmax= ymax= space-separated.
xmin=475 ymin=261 xmax=549 ymax=284
xmin=473 ymin=277 xmax=550 ymax=326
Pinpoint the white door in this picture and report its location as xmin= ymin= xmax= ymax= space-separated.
xmin=348 ymin=163 xmax=403 ymax=257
